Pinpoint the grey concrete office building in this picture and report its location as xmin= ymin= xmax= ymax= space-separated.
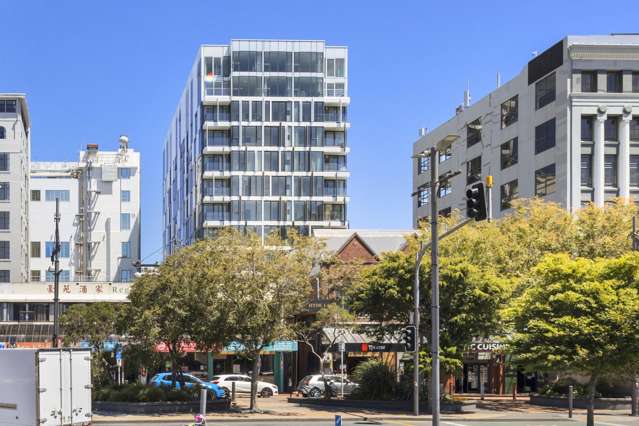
xmin=0 ymin=94 xmax=30 ymax=283
xmin=412 ymin=35 xmax=639 ymax=226
xmin=164 ymin=40 xmax=350 ymax=254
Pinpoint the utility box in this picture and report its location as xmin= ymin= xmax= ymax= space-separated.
xmin=0 ymin=348 xmax=92 ymax=426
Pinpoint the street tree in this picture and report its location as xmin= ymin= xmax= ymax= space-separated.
xmin=61 ymin=302 xmax=123 ymax=386
xmin=201 ymin=228 xmax=321 ymax=411
xmin=297 ymin=304 xmax=355 ymax=399
xmin=507 ymin=253 xmax=639 ymax=426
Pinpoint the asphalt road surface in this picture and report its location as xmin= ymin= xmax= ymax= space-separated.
xmin=97 ymin=415 xmax=639 ymax=426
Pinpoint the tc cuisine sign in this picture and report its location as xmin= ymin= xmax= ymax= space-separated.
xmin=467 ymin=342 xmax=507 ymax=352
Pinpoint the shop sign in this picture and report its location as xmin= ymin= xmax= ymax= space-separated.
xmin=468 ymin=342 xmax=506 ymax=352
xmin=329 ymin=343 xmax=406 ymax=353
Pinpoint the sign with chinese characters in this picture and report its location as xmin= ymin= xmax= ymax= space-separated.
xmin=0 ymin=282 xmax=132 ymax=303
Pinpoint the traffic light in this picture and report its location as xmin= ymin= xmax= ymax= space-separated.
xmin=466 ymin=182 xmax=487 ymax=221
xmin=402 ymin=325 xmax=416 ymax=352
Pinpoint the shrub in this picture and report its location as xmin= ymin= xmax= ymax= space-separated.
xmin=350 ymin=359 xmax=396 ymax=400
xmin=93 ymin=383 xmax=199 ymax=402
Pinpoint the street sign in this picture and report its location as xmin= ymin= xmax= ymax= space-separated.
xmin=115 ymin=351 xmax=122 ymax=366
xmin=338 ymin=342 xmax=345 ymax=353
xmin=335 ymin=415 xmax=342 ymax=426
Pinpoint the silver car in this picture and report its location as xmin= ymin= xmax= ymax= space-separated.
xmin=297 ymin=374 xmax=358 ymax=398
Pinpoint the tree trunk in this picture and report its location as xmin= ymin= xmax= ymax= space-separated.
xmin=249 ymin=353 xmax=261 ymax=411
xmin=170 ymin=348 xmax=177 ymax=388
xmin=586 ymin=376 xmax=598 ymax=426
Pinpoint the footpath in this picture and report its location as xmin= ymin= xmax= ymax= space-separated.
xmin=93 ymin=394 xmax=613 ymax=424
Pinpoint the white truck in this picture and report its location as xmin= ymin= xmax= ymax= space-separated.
xmin=0 ymin=348 xmax=92 ymax=426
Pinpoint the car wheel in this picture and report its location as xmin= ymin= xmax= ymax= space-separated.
xmin=221 ymin=387 xmax=230 ymax=399
xmin=260 ymin=387 xmax=273 ymax=398
xmin=308 ymin=387 xmax=321 ymax=398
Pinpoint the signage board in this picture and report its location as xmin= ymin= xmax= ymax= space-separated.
xmin=329 ymin=342 xmax=406 ymax=353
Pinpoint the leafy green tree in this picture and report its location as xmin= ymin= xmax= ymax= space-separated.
xmin=196 ymin=228 xmax=321 ymax=410
xmin=61 ymin=302 xmax=123 ymax=386
xmin=507 ymin=253 xmax=639 ymax=426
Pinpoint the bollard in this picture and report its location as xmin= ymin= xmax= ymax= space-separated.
xmin=199 ymin=388 xmax=207 ymax=425
xmin=335 ymin=414 xmax=342 ymax=426
xmin=232 ymin=381 xmax=236 ymax=402
xmin=568 ymin=385 xmax=573 ymax=418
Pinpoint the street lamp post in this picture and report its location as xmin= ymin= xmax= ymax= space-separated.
xmin=51 ymin=198 xmax=61 ymax=348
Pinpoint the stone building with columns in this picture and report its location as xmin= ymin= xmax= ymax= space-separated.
xmin=412 ymin=34 xmax=639 ymax=225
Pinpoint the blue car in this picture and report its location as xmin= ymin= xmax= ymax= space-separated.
xmin=149 ymin=372 xmax=226 ymax=399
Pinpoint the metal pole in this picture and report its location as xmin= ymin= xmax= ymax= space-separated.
xmin=340 ymin=345 xmax=345 ymax=399
xmin=568 ymin=385 xmax=573 ymax=418
xmin=52 ymin=198 xmax=61 ymax=348
xmin=486 ymin=176 xmax=493 ymax=222
xmin=430 ymin=146 xmax=440 ymax=426
xmin=413 ymin=245 xmax=422 ymax=416
xmin=200 ymin=388 xmax=208 ymax=423
xmin=632 ymin=380 xmax=638 ymax=416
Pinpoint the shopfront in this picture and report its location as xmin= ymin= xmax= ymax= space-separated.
xmin=457 ymin=341 xmax=507 ymax=394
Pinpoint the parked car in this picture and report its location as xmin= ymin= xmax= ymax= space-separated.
xmin=149 ymin=372 xmax=226 ymax=399
xmin=210 ymin=374 xmax=279 ymax=397
xmin=297 ymin=374 xmax=359 ymax=398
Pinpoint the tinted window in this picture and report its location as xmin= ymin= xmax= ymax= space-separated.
xmin=501 ymin=96 xmax=518 ymax=128
xmin=500 ymin=180 xmax=518 ymax=211
xmin=535 ymin=118 xmax=556 ymax=154
xmin=631 ymin=118 xmax=639 ymax=142
xmin=466 ymin=156 xmax=481 ymax=185
xmin=232 ymin=77 xmax=262 ymax=96
xmin=604 ymin=117 xmax=619 ymax=141
xmin=581 ymin=154 xmax=592 ymax=187
xmin=607 ymin=71 xmax=622 ymax=93
xmin=263 ymin=51 xmax=292 ymax=72
xmin=294 ymin=77 xmax=323 ymax=97
xmin=581 ymin=116 xmax=594 ymax=141
xmin=605 ymin=154 xmax=617 ymax=187
xmin=294 ymin=52 xmax=323 ymax=73
xmin=0 ymin=153 xmax=7 ymax=171
xmin=581 ymin=71 xmax=597 ymax=92
xmin=467 ymin=119 xmax=481 ymax=147
xmin=535 ymin=164 xmax=556 ymax=196
xmin=232 ymin=51 xmax=262 ymax=72
xmin=535 ymin=73 xmax=555 ymax=110
xmin=631 ymin=155 xmax=639 ymax=187
xmin=265 ymin=77 xmax=292 ymax=97
xmin=501 ymin=138 xmax=518 ymax=169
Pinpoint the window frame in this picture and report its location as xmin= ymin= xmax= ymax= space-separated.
xmin=581 ymin=71 xmax=597 ymax=92
xmin=500 ymin=137 xmax=518 ymax=170
xmin=500 ymin=179 xmax=518 ymax=211
xmin=535 ymin=72 xmax=556 ymax=110
xmin=535 ymin=118 xmax=556 ymax=155
xmin=534 ymin=163 xmax=556 ymax=197
xmin=500 ymin=95 xmax=519 ymax=128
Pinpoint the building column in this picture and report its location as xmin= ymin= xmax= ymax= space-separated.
xmin=619 ymin=109 xmax=633 ymax=200
xmin=593 ymin=112 xmax=607 ymax=207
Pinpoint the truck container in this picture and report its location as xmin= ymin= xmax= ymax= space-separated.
xmin=0 ymin=348 xmax=92 ymax=426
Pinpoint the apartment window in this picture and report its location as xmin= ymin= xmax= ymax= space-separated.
xmin=535 ymin=73 xmax=556 ymax=109
xmin=231 ymin=101 xmax=240 ymax=121
xmin=581 ymin=71 xmax=597 ymax=92
xmin=0 ymin=183 xmax=9 ymax=200
xmin=0 ymin=127 xmax=4 ymax=139
xmin=418 ymin=156 xmax=430 ymax=174
xmin=501 ymin=138 xmax=518 ymax=169
xmin=0 ymin=100 xmax=16 ymax=113
xmin=605 ymin=154 xmax=618 ymax=187
xmin=0 ymin=241 xmax=9 ymax=259
xmin=535 ymin=164 xmax=556 ymax=196
xmin=467 ymin=156 xmax=481 ymax=185
xmin=232 ymin=51 xmax=262 ymax=72
xmin=122 ymin=241 xmax=131 ymax=258
xmin=263 ymin=51 xmax=292 ymax=72
xmin=326 ymin=82 xmax=345 ymax=97
xmin=467 ymin=119 xmax=481 ymax=147
xmin=535 ymin=118 xmax=556 ymax=154
xmin=118 ymin=168 xmax=132 ymax=179
xmin=630 ymin=155 xmax=639 ymax=187
xmin=120 ymin=270 xmax=134 ymax=283
xmin=264 ymin=76 xmax=292 ymax=97
xmin=438 ymin=182 xmax=452 ymax=198
xmin=294 ymin=77 xmax=323 ymax=97
xmin=242 ymin=126 xmax=262 ymax=146
xmin=581 ymin=154 xmax=593 ymax=187
xmin=46 ymin=270 xmax=70 ymax=282
xmin=607 ymin=71 xmax=623 ymax=93
xmin=581 ymin=116 xmax=594 ymax=141
xmin=501 ymin=95 xmax=518 ymax=128
xmin=417 ymin=186 xmax=429 ymax=207
xmin=121 ymin=213 xmax=131 ymax=230
xmin=500 ymin=180 xmax=518 ymax=211
xmin=294 ymin=52 xmax=323 ymax=73
xmin=271 ymin=101 xmax=292 ymax=122
xmin=251 ymin=101 xmax=262 ymax=121
xmin=213 ymin=57 xmax=222 ymax=76
xmin=45 ymin=190 xmax=70 ymax=202
xmin=31 ymin=190 xmax=40 ymax=201
xmin=326 ymin=58 xmax=345 ymax=77
xmin=121 ymin=190 xmax=131 ymax=202
xmin=633 ymin=72 xmax=639 ymax=92
xmin=30 ymin=270 xmax=41 ymax=282
xmin=31 ymin=241 xmax=41 ymax=258
xmin=0 ymin=270 xmax=8 ymax=283
xmin=439 ymin=147 xmax=452 ymax=163
xmin=45 ymin=242 xmax=69 ymax=258
xmin=630 ymin=118 xmax=639 ymax=142
xmin=0 ymin=211 xmax=8 ymax=230
xmin=241 ymin=101 xmax=249 ymax=121
xmin=0 ymin=153 xmax=7 ymax=171
xmin=604 ymin=117 xmax=619 ymax=141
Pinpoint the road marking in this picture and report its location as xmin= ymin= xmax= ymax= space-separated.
xmin=594 ymin=422 xmax=629 ymax=426
xmin=442 ymin=421 xmax=469 ymax=426
xmin=381 ymin=420 xmax=415 ymax=426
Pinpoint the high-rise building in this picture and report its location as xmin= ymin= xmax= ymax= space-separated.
xmin=163 ymin=40 xmax=350 ymax=255
xmin=412 ymin=35 xmax=639 ymax=226
xmin=0 ymin=94 xmax=30 ymax=283
xmin=29 ymin=138 xmax=141 ymax=283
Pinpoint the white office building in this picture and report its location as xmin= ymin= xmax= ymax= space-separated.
xmin=29 ymin=139 xmax=141 ymax=283
xmin=0 ymin=94 xmax=30 ymax=284
xmin=163 ymin=40 xmax=350 ymax=254
xmin=413 ymin=35 xmax=639 ymax=226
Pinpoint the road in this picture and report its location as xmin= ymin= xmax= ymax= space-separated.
xmin=97 ymin=414 xmax=639 ymax=426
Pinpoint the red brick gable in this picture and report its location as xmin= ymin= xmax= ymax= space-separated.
xmin=336 ymin=234 xmax=378 ymax=264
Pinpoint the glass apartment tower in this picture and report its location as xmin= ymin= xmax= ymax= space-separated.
xmin=163 ymin=40 xmax=350 ymax=255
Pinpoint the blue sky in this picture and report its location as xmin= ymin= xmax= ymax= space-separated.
xmin=1 ymin=0 xmax=637 ymax=262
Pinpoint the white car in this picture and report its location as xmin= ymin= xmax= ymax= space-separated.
xmin=211 ymin=374 xmax=279 ymax=397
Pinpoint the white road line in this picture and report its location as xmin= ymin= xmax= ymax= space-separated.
xmin=442 ymin=421 xmax=469 ymax=426
xmin=595 ymin=422 xmax=629 ymax=426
